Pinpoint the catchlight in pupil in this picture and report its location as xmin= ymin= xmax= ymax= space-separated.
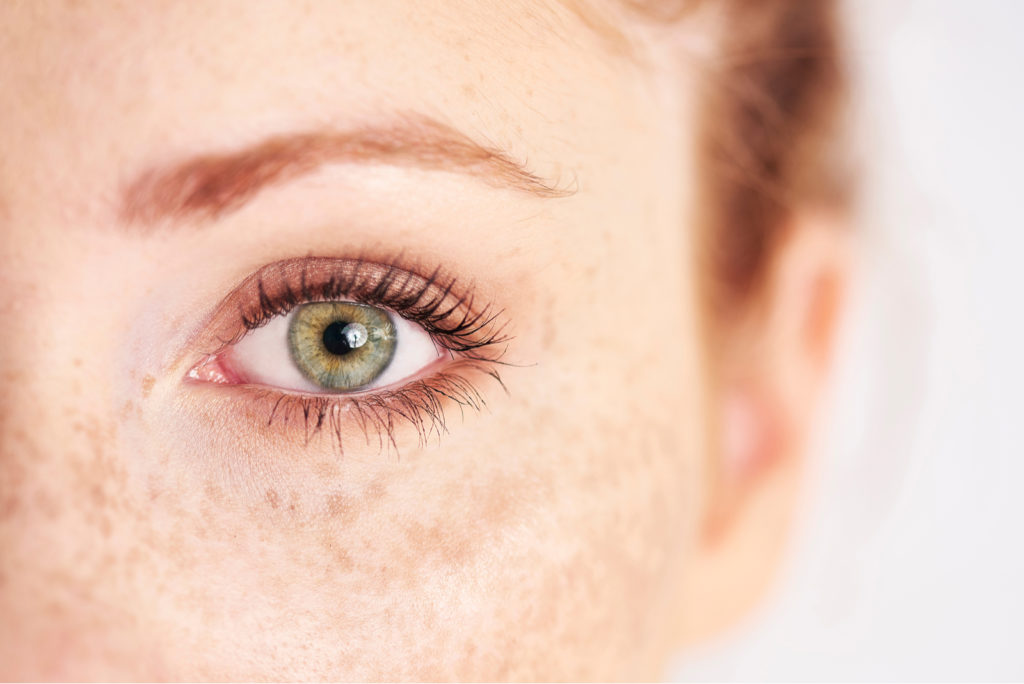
xmin=322 ymin=320 xmax=368 ymax=356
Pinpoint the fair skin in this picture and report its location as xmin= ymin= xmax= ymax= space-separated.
xmin=0 ymin=1 xmax=846 ymax=680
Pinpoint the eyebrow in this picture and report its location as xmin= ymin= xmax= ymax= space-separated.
xmin=120 ymin=114 xmax=570 ymax=227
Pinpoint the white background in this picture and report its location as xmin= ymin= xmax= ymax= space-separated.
xmin=672 ymin=1 xmax=1024 ymax=680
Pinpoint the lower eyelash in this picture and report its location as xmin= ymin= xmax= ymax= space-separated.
xmin=251 ymin=360 xmax=506 ymax=456
xmin=189 ymin=256 xmax=513 ymax=456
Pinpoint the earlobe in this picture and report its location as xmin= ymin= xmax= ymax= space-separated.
xmin=713 ymin=382 xmax=784 ymax=529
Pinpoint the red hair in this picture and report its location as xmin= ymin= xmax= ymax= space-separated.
xmin=695 ymin=0 xmax=846 ymax=315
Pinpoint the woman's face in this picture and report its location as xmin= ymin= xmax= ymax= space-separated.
xmin=0 ymin=1 xmax=722 ymax=679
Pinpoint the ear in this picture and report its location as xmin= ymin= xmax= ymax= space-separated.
xmin=676 ymin=209 xmax=851 ymax=645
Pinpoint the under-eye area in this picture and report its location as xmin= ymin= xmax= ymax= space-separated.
xmin=184 ymin=256 xmax=510 ymax=453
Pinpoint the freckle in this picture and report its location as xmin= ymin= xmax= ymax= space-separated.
xmin=441 ymin=478 xmax=467 ymax=503
xmin=318 ymin=530 xmax=355 ymax=571
xmin=313 ymin=460 xmax=338 ymax=478
xmin=167 ymin=530 xmax=184 ymax=556
xmin=141 ymin=375 xmax=156 ymax=398
xmin=326 ymin=493 xmax=358 ymax=524
xmin=125 ymin=546 xmax=144 ymax=566
xmin=0 ymin=495 xmax=18 ymax=520
xmin=33 ymin=489 xmax=63 ymax=521
xmin=374 ymin=565 xmax=393 ymax=593
xmin=90 ymin=483 xmax=107 ymax=507
xmin=482 ymin=484 xmax=515 ymax=527
xmin=333 ymin=547 xmax=354 ymax=571
xmin=0 ymin=460 xmax=25 ymax=520
xmin=365 ymin=479 xmax=387 ymax=501
xmin=265 ymin=488 xmax=280 ymax=509
xmin=72 ymin=358 xmax=82 ymax=367
xmin=147 ymin=473 xmax=163 ymax=501
xmin=120 ymin=400 xmax=135 ymax=419
xmin=203 ymin=481 xmax=224 ymax=504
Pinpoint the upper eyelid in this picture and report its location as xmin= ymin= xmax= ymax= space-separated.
xmin=241 ymin=258 xmax=480 ymax=335
xmin=181 ymin=256 xmax=510 ymax=370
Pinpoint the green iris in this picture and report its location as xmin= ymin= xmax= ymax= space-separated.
xmin=288 ymin=301 xmax=396 ymax=391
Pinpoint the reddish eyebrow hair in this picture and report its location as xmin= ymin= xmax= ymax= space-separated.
xmin=120 ymin=114 xmax=570 ymax=227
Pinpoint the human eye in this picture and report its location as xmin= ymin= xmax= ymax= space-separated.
xmin=184 ymin=256 xmax=508 ymax=451
xmin=214 ymin=300 xmax=441 ymax=394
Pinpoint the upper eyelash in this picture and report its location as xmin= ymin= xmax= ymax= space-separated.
xmin=194 ymin=256 xmax=513 ymax=456
xmin=237 ymin=257 xmax=510 ymax=360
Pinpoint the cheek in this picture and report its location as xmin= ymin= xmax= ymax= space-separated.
xmin=130 ymin=388 xmax=697 ymax=680
xmin=0 ymin=267 xmax=702 ymax=680
xmin=0 ymin=351 xmax=163 ymax=677
xmin=117 ymin=265 xmax=701 ymax=680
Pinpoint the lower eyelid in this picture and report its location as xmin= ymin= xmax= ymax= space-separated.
xmin=181 ymin=357 xmax=504 ymax=458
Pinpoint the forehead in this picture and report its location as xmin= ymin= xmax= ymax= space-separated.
xmin=0 ymin=0 xmax=676 ymax=226
xmin=0 ymin=3 xmax=626 ymax=142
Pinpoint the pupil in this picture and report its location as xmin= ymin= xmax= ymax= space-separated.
xmin=322 ymin=320 xmax=357 ymax=356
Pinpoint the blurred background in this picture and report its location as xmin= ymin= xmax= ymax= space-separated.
xmin=672 ymin=1 xmax=1024 ymax=680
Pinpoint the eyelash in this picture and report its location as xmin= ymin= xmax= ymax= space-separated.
xmin=237 ymin=257 xmax=508 ymax=356
xmin=247 ymin=362 xmax=504 ymax=454
xmin=197 ymin=256 xmax=510 ymax=454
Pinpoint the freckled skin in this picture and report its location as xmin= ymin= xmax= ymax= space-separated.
xmin=0 ymin=0 xmax=712 ymax=680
